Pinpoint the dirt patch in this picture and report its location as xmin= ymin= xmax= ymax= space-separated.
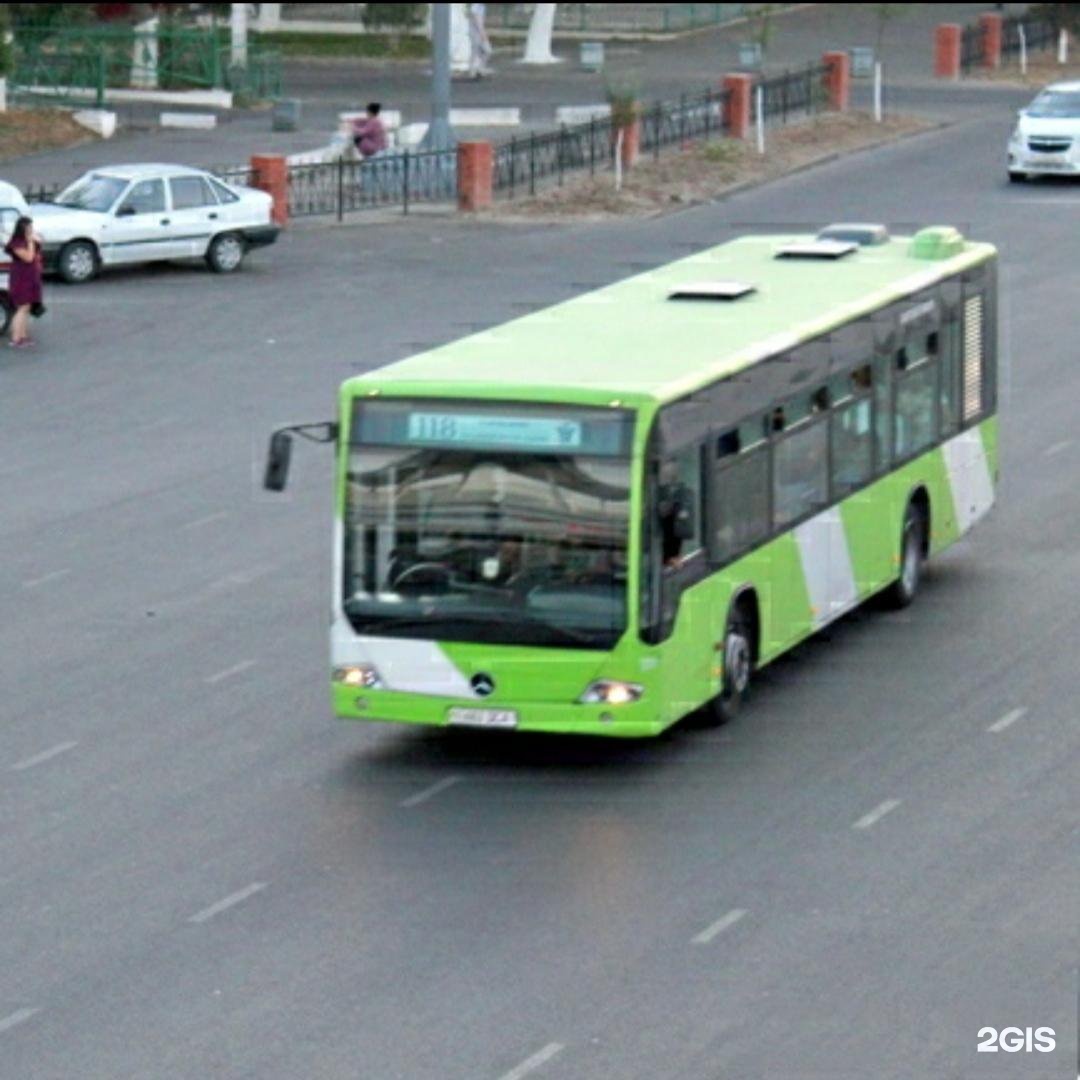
xmin=484 ymin=112 xmax=934 ymax=221
xmin=0 ymin=108 xmax=95 ymax=164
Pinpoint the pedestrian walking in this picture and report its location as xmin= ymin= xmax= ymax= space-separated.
xmin=352 ymin=102 xmax=389 ymax=160
xmin=5 ymin=216 xmax=43 ymax=349
xmin=467 ymin=2 xmax=493 ymax=79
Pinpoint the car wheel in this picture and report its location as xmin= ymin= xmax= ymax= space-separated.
xmin=886 ymin=501 xmax=926 ymax=609
xmin=0 ymin=295 xmax=12 ymax=337
xmin=1007 ymin=171 xmax=1027 ymax=184
xmin=703 ymin=605 xmax=754 ymax=727
xmin=206 ymin=232 xmax=245 ymax=274
xmin=58 ymin=240 xmax=99 ymax=284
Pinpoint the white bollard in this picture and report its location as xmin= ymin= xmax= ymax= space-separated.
xmin=1019 ymin=25 xmax=1027 ymax=76
xmin=873 ymin=61 xmax=883 ymax=123
xmin=1059 ymin=27 xmax=1069 ymax=65
xmin=615 ymin=129 xmax=624 ymax=191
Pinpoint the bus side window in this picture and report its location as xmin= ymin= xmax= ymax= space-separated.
xmin=939 ymin=319 xmax=961 ymax=437
xmin=658 ymin=444 xmax=704 ymax=567
xmin=772 ymin=412 xmax=828 ymax=528
xmin=872 ymin=354 xmax=892 ymax=473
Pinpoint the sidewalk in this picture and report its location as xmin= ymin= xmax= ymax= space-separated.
xmin=0 ymin=3 xmax=1033 ymax=190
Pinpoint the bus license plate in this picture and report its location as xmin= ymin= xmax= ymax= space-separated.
xmin=447 ymin=707 xmax=518 ymax=730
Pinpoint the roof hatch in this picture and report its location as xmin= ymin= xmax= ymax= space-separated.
xmin=668 ymin=280 xmax=756 ymax=301
xmin=775 ymin=239 xmax=858 ymax=260
xmin=816 ymin=222 xmax=890 ymax=246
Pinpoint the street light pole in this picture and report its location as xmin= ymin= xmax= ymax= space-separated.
xmin=421 ymin=2 xmax=457 ymax=151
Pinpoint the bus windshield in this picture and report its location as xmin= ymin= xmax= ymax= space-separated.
xmin=342 ymin=401 xmax=633 ymax=650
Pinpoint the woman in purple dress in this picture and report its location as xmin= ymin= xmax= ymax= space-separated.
xmin=5 ymin=216 xmax=43 ymax=348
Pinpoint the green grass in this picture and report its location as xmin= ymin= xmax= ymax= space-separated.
xmin=253 ymin=31 xmax=429 ymax=61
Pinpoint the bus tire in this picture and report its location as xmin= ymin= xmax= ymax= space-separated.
xmin=57 ymin=240 xmax=100 ymax=284
xmin=886 ymin=500 xmax=926 ymax=609
xmin=705 ymin=605 xmax=754 ymax=726
xmin=206 ymin=232 xmax=246 ymax=274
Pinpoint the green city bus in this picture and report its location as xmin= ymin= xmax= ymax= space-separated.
xmin=265 ymin=224 xmax=998 ymax=738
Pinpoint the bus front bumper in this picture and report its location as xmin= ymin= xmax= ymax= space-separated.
xmin=332 ymin=685 xmax=664 ymax=739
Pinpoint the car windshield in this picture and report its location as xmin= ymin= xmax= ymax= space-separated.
xmin=55 ymin=174 xmax=128 ymax=212
xmin=1026 ymin=90 xmax=1080 ymax=118
xmin=342 ymin=400 xmax=634 ymax=650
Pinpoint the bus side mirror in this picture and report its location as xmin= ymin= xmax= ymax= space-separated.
xmin=264 ymin=430 xmax=293 ymax=491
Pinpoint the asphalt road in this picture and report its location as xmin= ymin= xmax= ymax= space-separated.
xmin=1 ymin=90 xmax=1078 ymax=1079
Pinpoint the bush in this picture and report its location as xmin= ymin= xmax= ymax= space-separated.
xmin=365 ymin=4 xmax=425 ymax=30
xmin=0 ymin=8 xmax=12 ymax=79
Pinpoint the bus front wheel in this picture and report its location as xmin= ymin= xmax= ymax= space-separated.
xmin=705 ymin=607 xmax=754 ymax=726
xmin=886 ymin=501 xmax=926 ymax=609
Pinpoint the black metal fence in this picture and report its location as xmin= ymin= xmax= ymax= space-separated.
xmin=1001 ymin=13 xmax=1060 ymax=64
xmin=960 ymin=23 xmax=983 ymax=74
xmin=757 ymin=63 xmax=830 ymax=123
xmin=493 ymin=116 xmax=617 ymax=197
xmin=217 ymin=149 xmax=457 ymax=219
xmin=960 ymin=12 xmax=1060 ymax=73
xmin=640 ymin=87 xmax=731 ymax=158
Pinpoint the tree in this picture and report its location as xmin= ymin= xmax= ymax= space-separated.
xmin=0 ymin=6 xmax=12 ymax=80
xmin=522 ymin=3 xmax=559 ymax=65
xmin=7 ymin=4 xmax=93 ymax=31
xmin=871 ymin=4 xmax=912 ymax=57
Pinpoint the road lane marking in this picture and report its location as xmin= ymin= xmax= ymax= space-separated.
xmin=188 ymin=882 xmax=267 ymax=924
xmin=11 ymin=741 xmax=78 ymax=772
xmin=205 ymin=660 xmax=257 ymax=685
xmin=1045 ymin=439 xmax=1073 ymax=458
xmin=22 ymin=569 xmax=71 ymax=589
xmin=182 ymin=511 xmax=229 ymax=530
xmin=988 ymin=707 xmax=1027 ymax=733
xmin=692 ymin=908 xmax=747 ymax=945
xmin=0 ymin=1008 xmax=39 ymax=1035
xmin=498 ymin=1043 xmax=565 ymax=1080
xmin=400 ymin=775 xmax=462 ymax=808
xmin=852 ymin=799 xmax=902 ymax=830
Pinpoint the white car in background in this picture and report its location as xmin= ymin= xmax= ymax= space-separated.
xmin=29 ymin=163 xmax=280 ymax=283
xmin=1008 ymin=81 xmax=1080 ymax=182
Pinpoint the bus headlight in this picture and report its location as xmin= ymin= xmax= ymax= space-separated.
xmin=333 ymin=663 xmax=383 ymax=688
xmin=578 ymin=680 xmax=644 ymax=705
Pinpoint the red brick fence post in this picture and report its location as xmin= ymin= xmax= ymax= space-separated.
xmin=722 ymin=73 xmax=753 ymax=138
xmin=935 ymin=24 xmax=962 ymax=79
xmin=457 ymin=141 xmax=494 ymax=212
xmin=250 ymin=155 xmax=289 ymax=225
xmin=822 ymin=50 xmax=851 ymax=110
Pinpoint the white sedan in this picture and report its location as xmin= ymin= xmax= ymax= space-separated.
xmin=1008 ymin=81 xmax=1080 ymax=182
xmin=29 ymin=163 xmax=280 ymax=283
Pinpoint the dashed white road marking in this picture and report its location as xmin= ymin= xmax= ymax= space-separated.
xmin=692 ymin=908 xmax=747 ymax=945
xmin=22 ymin=569 xmax=71 ymax=589
xmin=11 ymin=741 xmax=78 ymax=772
xmin=188 ymin=882 xmax=267 ymax=924
xmin=852 ymin=799 xmax=902 ymax=830
xmin=988 ymin=707 xmax=1028 ymax=734
xmin=205 ymin=660 xmax=257 ymax=685
xmin=400 ymin=775 xmax=462 ymax=808
xmin=497 ymin=1042 xmax=565 ymax=1080
xmin=0 ymin=1008 xmax=39 ymax=1035
xmin=1045 ymin=439 xmax=1073 ymax=458
xmin=182 ymin=511 xmax=229 ymax=530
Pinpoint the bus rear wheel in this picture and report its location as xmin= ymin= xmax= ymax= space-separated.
xmin=886 ymin=501 xmax=926 ymax=609
xmin=704 ymin=608 xmax=754 ymax=726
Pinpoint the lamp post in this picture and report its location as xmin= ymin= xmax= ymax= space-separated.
xmin=421 ymin=3 xmax=457 ymax=151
